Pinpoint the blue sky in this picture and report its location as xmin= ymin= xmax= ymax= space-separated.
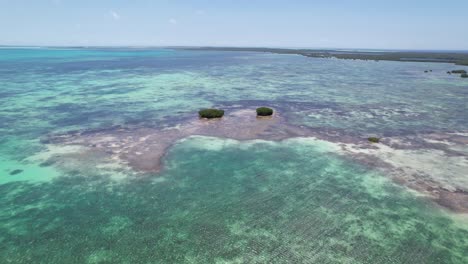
xmin=1 ymin=0 xmax=467 ymax=49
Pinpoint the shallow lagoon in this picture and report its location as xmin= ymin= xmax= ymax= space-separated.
xmin=0 ymin=48 xmax=467 ymax=263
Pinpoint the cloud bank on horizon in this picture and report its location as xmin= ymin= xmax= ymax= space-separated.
xmin=0 ymin=0 xmax=467 ymax=50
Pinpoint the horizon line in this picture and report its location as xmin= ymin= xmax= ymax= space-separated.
xmin=1 ymin=45 xmax=468 ymax=53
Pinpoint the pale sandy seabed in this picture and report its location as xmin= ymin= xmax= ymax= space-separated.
xmin=45 ymin=108 xmax=468 ymax=215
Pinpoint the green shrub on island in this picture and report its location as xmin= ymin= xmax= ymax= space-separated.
xmin=256 ymin=107 xmax=274 ymax=116
xmin=368 ymin=137 xmax=380 ymax=143
xmin=199 ymin=108 xmax=224 ymax=119
xmin=461 ymin=73 xmax=468 ymax=78
xmin=451 ymin=70 xmax=467 ymax=74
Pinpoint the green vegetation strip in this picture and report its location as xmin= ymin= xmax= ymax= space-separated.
xmin=181 ymin=47 xmax=468 ymax=65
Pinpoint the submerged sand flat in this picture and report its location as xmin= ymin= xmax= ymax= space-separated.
xmin=45 ymin=109 xmax=304 ymax=171
xmin=46 ymin=108 xmax=468 ymax=213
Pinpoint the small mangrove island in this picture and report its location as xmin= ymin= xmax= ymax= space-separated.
xmin=256 ymin=107 xmax=274 ymax=116
xmin=199 ymin=108 xmax=225 ymax=119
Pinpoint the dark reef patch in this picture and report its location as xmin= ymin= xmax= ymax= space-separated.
xmin=39 ymin=160 xmax=56 ymax=167
xmin=9 ymin=169 xmax=23 ymax=176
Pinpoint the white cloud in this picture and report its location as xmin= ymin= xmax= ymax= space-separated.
xmin=169 ymin=18 xmax=177 ymax=25
xmin=110 ymin=10 xmax=121 ymax=20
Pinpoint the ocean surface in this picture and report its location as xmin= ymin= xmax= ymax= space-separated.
xmin=0 ymin=48 xmax=467 ymax=263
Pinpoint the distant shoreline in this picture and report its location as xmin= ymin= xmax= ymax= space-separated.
xmin=2 ymin=45 xmax=468 ymax=65
xmin=178 ymin=46 xmax=468 ymax=65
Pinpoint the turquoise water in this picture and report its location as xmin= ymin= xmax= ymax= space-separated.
xmin=0 ymin=48 xmax=467 ymax=263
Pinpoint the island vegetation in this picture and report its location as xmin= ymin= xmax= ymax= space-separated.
xmin=199 ymin=108 xmax=225 ymax=119
xmin=368 ymin=137 xmax=380 ymax=143
xmin=181 ymin=47 xmax=468 ymax=66
xmin=451 ymin=70 xmax=467 ymax=74
xmin=256 ymin=107 xmax=274 ymax=116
